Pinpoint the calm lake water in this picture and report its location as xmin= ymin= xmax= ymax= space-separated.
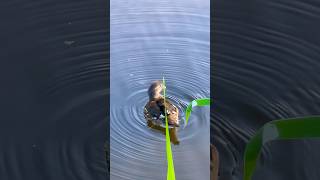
xmin=0 ymin=1 xmax=108 ymax=180
xmin=213 ymin=0 xmax=320 ymax=179
xmin=110 ymin=0 xmax=210 ymax=179
xmin=2 ymin=0 xmax=320 ymax=180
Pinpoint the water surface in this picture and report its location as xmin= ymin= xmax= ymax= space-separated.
xmin=213 ymin=0 xmax=320 ymax=179
xmin=0 ymin=1 xmax=108 ymax=179
xmin=110 ymin=0 xmax=210 ymax=179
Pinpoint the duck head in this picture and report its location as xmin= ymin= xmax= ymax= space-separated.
xmin=148 ymin=80 xmax=165 ymax=100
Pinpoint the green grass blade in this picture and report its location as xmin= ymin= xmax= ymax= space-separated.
xmin=184 ymin=98 xmax=211 ymax=128
xmin=162 ymin=77 xmax=176 ymax=180
xmin=244 ymin=116 xmax=320 ymax=180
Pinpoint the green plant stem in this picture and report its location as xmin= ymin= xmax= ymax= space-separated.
xmin=162 ymin=77 xmax=176 ymax=180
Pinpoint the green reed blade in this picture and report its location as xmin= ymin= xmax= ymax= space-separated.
xmin=244 ymin=116 xmax=320 ymax=180
xmin=162 ymin=77 xmax=176 ymax=180
xmin=184 ymin=98 xmax=211 ymax=128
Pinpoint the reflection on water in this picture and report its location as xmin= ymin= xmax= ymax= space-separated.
xmin=147 ymin=120 xmax=180 ymax=145
xmin=110 ymin=0 xmax=210 ymax=179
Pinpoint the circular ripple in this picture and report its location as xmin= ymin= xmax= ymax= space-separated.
xmin=110 ymin=0 xmax=210 ymax=179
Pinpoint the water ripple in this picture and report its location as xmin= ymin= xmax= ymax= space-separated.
xmin=111 ymin=0 xmax=209 ymax=179
xmin=214 ymin=0 xmax=320 ymax=179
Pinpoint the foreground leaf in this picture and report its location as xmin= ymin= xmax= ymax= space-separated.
xmin=244 ymin=116 xmax=320 ymax=180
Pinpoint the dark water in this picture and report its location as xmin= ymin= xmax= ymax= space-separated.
xmin=110 ymin=0 xmax=210 ymax=179
xmin=213 ymin=0 xmax=320 ymax=179
xmin=0 ymin=1 xmax=108 ymax=180
xmin=2 ymin=0 xmax=320 ymax=180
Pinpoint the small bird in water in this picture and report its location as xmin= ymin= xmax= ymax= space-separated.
xmin=144 ymin=80 xmax=180 ymax=145
xmin=144 ymin=80 xmax=180 ymax=127
xmin=144 ymin=81 xmax=219 ymax=177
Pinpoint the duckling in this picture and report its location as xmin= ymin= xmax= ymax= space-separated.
xmin=144 ymin=80 xmax=180 ymax=127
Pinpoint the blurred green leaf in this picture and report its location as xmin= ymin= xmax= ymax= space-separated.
xmin=244 ymin=116 xmax=320 ymax=180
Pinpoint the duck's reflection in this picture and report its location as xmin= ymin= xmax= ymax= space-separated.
xmin=147 ymin=119 xmax=180 ymax=145
xmin=211 ymin=144 xmax=219 ymax=180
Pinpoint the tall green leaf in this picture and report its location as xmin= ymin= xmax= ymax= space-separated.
xmin=162 ymin=77 xmax=176 ymax=180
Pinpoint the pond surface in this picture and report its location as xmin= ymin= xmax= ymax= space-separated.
xmin=213 ymin=0 xmax=320 ymax=179
xmin=0 ymin=1 xmax=108 ymax=180
xmin=110 ymin=0 xmax=210 ymax=179
xmin=3 ymin=0 xmax=320 ymax=180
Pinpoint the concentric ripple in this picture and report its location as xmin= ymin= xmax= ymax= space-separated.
xmin=213 ymin=0 xmax=320 ymax=179
xmin=110 ymin=0 xmax=210 ymax=179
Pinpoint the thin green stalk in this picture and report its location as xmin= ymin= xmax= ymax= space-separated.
xmin=162 ymin=77 xmax=176 ymax=180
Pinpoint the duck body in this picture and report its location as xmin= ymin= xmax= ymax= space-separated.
xmin=144 ymin=81 xmax=180 ymax=127
xmin=144 ymin=97 xmax=179 ymax=127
